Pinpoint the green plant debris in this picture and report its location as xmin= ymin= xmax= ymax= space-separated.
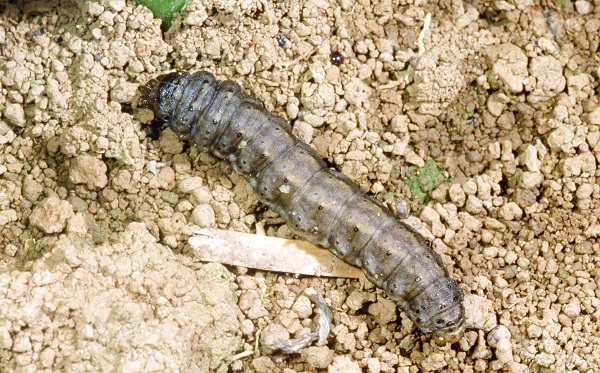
xmin=136 ymin=0 xmax=190 ymax=30
xmin=552 ymin=0 xmax=574 ymax=12
xmin=404 ymin=158 xmax=449 ymax=211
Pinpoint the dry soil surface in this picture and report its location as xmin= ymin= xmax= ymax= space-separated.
xmin=1 ymin=0 xmax=600 ymax=372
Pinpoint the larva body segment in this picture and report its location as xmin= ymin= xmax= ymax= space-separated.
xmin=141 ymin=71 xmax=465 ymax=344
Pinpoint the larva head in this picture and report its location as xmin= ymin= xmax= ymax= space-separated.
xmin=139 ymin=71 xmax=190 ymax=122
xmin=406 ymin=276 xmax=465 ymax=345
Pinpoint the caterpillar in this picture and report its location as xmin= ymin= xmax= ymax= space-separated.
xmin=140 ymin=71 xmax=465 ymax=344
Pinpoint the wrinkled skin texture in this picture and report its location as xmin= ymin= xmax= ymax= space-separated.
xmin=141 ymin=71 xmax=465 ymax=343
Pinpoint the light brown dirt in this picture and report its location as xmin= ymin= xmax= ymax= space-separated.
xmin=1 ymin=0 xmax=600 ymax=372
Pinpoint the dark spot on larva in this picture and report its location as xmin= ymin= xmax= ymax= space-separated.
xmin=283 ymin=178 xmax=289 ymax=183
xmin=353 ymin=227 xmax=359 ymax=232
xmin=318 ymin=205 xmax=323 ymax=210
xmin=260 ymin=154 xmax=266 ymax=159
xmin=237 ymin=132 xmax=242 ymax=137
xmin=386 ymin=250 xmax=392 ymax=256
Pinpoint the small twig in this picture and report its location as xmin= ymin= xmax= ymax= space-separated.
xmin=227 ymin=350 xmax=254 ymax=361
xmin=417 ymin=13 xmax=432 ymax=56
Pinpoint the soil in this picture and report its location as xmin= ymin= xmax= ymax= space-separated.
xmin=1 ymin=0 xmax=600 ymax=372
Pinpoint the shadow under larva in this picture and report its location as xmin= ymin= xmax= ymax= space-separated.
xmin=140 ymin=70 xmax=465 ymax=344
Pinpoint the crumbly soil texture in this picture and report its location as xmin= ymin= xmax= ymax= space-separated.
xmin=1 ymin=0 xmax=600 ymax=372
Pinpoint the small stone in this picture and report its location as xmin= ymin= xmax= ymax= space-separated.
xmin=535 ymin=352 xmax=555 ymax=367
xmin=560 ymin=152 xmax=596 ymax=177
xmin=175 ymin=200 xmax=193 ymax=212
xmin=421 ymin=352 xmax=448 ymax=371
xmin=527 ymin=324 xmax=543 ymax=338
xmin=465 ymin=195 xmax=484 ymax=214
xmin=110 ymin=80 xmax=138 ymax=103
xmin=69 ymin=154 xmax=108 ymax=190
xmin=588 ymin=107 xmax=600 ymax=125
xmin=584 ymin=224 xmax=600 ymax=238
xmin=367 ymin=357 xmax=381 ymax=373
xmin=240 ymin=319 xmax=255 ymax=335
xmin=519 ymin=172 xmax=544 ymax=189
xmin=403 ymin=148 xmax=425 ymax=167
xmin=482 ymin=246 xmax=498 ymax=259
xmin=0 ymin=327 xmax=11 ymax=350
xmin=367 ymin=297 xmax=397 ymax=325
xmin=528 ymin=56 xmax=566 ymax=103
xmin=190 ymin=204 xmax=216 ymax=228
xmin=499 ymin=202 xmax=523 ymax=221
xmin=4 ymin=103 xmax=26 ymax=127
xmin=159 ymin=128 xmax=184 ymax=154
xmin=576 ymin=183 xmax=594 ymax=199
xmin=487 ymin=325 xmax=511 ymax=347
xmin=66 ymin=213 xmax=88 ymax=236
xmin=260 ymin=323 xmax=290 ymax=353
xmin=346 ymin=290 xmax=369 ymax=311
xmin=575 ymin=0 xmax=592 ymax=14
xmin=520 ymin=144 xmax=541 ymax=172
xmin=292 ymin=295 xmax=312 ymax=319
xmin=484 ymin=217 xmax=506 ymax=231
xmin=485 ymin=43 xmax=528 ymax=93
xmin=328 ymin=355 xmax=361 ymax=373
xmin=420 ymin=206 xmax=440 ymax=223
xmin=302 ymin=346 xmax=335 ymax=369
xmin=293 ymin=121 xmax=314 ymax=143
xmin=487 ymin=92 xmax=509 ymax=116
xmin=449 ymin=183 xmax=466 ymax=206
xmin=562 ymin=300 xmax=581 ymax=318
xmin=210 ymin=201 xmax=230 ymax=225
xmin=464 ymin=294 xmax=497 ymax=331
xmin=462 ymin=180 xmax=477 ymax=195
xmin=251 ymin=356 xmax=277 ymax=372
xmin=5 ymin=244 xmax=18 ymax=257
xmin=0 ymin=209 xmax=17 ymax=226
xmin=12 ymin=334 xmax=32 ymax=353
xmin=277 ymin=309 xmax=301 ymax=334
xmin=39 ymin=347 xmax=56 ymax=368
xmin=547 ymin=126 xmax=574 ymax=152
xmin=30 ymin=197 xmax=74 ymax=234
xmin=505 ymin=251 xmax=518 ymax=265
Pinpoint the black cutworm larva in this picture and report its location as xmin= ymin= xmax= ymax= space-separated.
xmin=140 ymin=71 xmax=465 ymax=344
